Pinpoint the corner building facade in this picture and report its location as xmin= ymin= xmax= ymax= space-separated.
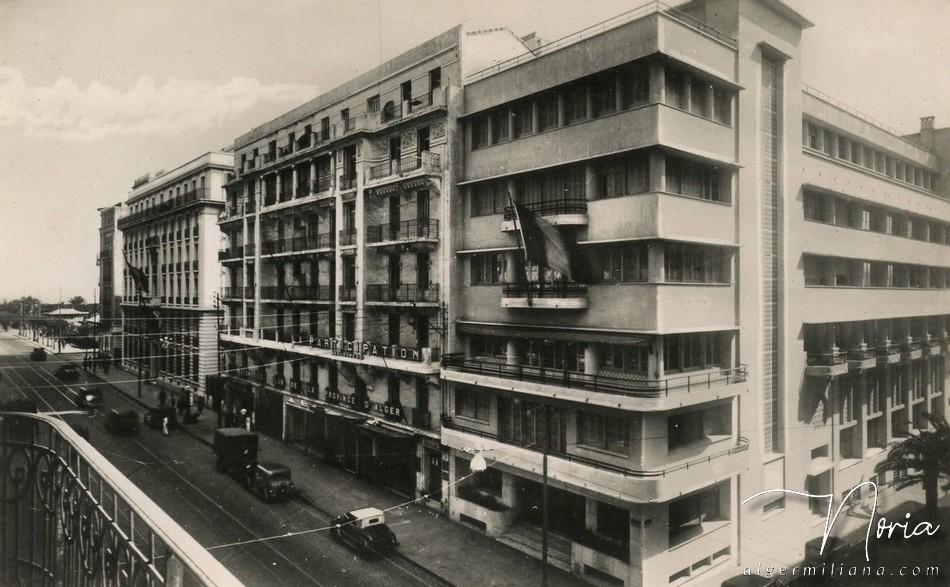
xmin=443 ymin=1 xmax=949 ymax=586
xmin=215 ymin=26 xmax=535 ymax=502
xmin=118 ymin=152 xmax=233 ymax=398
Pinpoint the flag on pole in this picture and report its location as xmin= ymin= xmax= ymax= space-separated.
xmin=123 ymin=253 xmax=150 ymax=294
xmin=510 ymin=198 xmax=573 ymax=280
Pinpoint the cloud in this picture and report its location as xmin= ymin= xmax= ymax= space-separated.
xmin=0 ymin=66 xmax=318 ymax=142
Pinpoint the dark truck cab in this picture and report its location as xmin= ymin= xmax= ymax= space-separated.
xmin=213 ymin=428 xmax=295 ymax=502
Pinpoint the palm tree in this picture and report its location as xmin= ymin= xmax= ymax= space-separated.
xmin=875 ymin=412 xmax=950 ymax=522
xmin=68 ymin=295 xmax=86 ymax=309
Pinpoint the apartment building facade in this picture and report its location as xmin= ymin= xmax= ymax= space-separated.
xmin=118 ymin=152 xmax=233 ymax=397
xmin=97 ymin=203 xmax=125 ymax=358
xmin=441 ymin=1 xmax=950 ymax=586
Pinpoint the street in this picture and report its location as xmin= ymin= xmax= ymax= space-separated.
xmin=0 ymin=332 xmax=450 ymax=587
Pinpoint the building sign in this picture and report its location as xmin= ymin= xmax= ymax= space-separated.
xmin=286 ymin=396 xmax=319 ymax=411
xmin=306 ymin=337 xmax=424 ymax=362
xmin=373 ymin=401 xmax=403 ymax=420
xmin=326 ymin=389 xmax=370 ymax=411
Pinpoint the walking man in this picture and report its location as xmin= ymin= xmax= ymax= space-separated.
xmin=162 ymin=415 xmax=169 ymax=436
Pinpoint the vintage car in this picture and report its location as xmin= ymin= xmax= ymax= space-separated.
xmin=213 ymin=428 xmax=259 ymax=475
xmin=104 ymin=409 xmax=139 ymax=434
xmin=330 ymin=507 xmax=398 ymax=557
xmin=30 ymin=347 xmax=47 ymax=361
xmin=143 ymin=406 xmax=177 ymax=431
xmin=74 ymin=386 xmax=103 ymax=411
xmin=247 ymin=462 xmax=295 ymax=502
xmin=55 ymin=364 xmax=81 ymax=381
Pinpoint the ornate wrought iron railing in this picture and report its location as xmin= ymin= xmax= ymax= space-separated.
xmin=0 ymin=413 xmax=240 ymax=586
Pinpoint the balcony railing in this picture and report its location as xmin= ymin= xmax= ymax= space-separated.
xmin=220 ymin=287 xmax=251 ymax=299
xmin=366 ymin=219 xmax=440 ymax=244
xmin=0 ymin=413 xmax=239 ymax=586
xmin=876 ymin=341 xmax=901 ymax=355
xmin=365 ymin=284 xmax=440 ymax=303
xmin=442 ymin=354 xmax=748 ymax=397
xmin=339 ymin=228 xmax=357 ymax=247
xmin=847 ymin=347 xmax=877 ymax=361
xmin=340 ymin=176 xmax=357 ymax=191
xmin=243 ymin=243 xmax=256 ymax=256
xmin=308 ymin=174 xmax=333 ymax=195
xmin=339 ymin=286 xmax=357 ymax=302
xmin=445 ymin=419 xmax=749 ymax=478
xmin=260 ymin=285 xmax=332 ymax=302
xmin=261 ymin=233 xmax=334 ymax=255
xmin=503 ymin=282 xmax=588 ymax=299
xmin=805 ymin=349 xmax=848 ymax=367
xmin=503 ymin=198 xmax=588 ymax=220
xmin=117 ymin=188 xmax=216 ymax=228
xmin=278 ymin=182 xmax=294 ymax=202
xmin=368 ymin=152 xmax=442 ymax=180
xmin=217 ymin=247 xmax=244 ymax=261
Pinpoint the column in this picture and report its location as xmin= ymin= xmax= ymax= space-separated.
xmin=647 ymin=242 xmax=664 ymax=283
xmin=648 ymin=336 xmax=662 ymax=380
xmin=275 ymin=173 xmax=282 ymax=202
xmin=648 ymin=60 xmax=665 ymax=104
xmin=506 ymin=339 xmax=521 ymax=366
xmin=556 ymin=92 xmax=566 ymax=127
xmin=292 ymin=166 xmax=298 ymax=199
xmin=705 ymin=83 xmax=715 ymax=118
xmin=614 ymin=74 xmax=624 ymax=112
xmin=584 ymin=163 xmax=597 ymax=202
xmin=309 ymin=158 xmax=317 ymax=194
xmin=648 ymin=151 xmax=665 ymax=193
xmin=530 ymin=99 xmax=539 ymax=134
xmin=583 ymin=344 xmax=601 ymax=375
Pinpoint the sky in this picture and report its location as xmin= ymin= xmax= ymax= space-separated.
xmin=0 ymin=0 xmax=947 ymax=303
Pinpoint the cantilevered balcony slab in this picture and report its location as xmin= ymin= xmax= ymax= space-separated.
xmin=501 ymin=282 xmax=588 ymax=310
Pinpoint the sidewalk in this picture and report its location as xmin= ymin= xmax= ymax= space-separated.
xmin=56 ymin=349 xmax=585 ymax=587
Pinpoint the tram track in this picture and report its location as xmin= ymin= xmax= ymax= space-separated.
xmin=1 ymin=337 xmax=452 ymax=587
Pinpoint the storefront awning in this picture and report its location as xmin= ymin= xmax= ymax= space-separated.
xmin=324 ymin=409 xmax=367 ymax=422
xmin=457 ymin=321 xmax=650 ymax=345
xmin=360 ymin=422 xmax=415 ymax=439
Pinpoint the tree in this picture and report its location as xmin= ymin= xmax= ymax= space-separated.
xmin=68 ymin=296 xmax=86 ymax=308
xmin=875 ymin=412 xmax=950 ymax=522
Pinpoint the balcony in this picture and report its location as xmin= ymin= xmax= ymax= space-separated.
xmin=339 ymin=285 xmax=357 ymax=302
xmin=442 ymin=422 xmax=748 ymax=503
xmin=442 ymin=354 xmax=747 ymax=411
xmin=376 ymin=91 xmax=446 ymax=129
xmin=367 ymin=152 xmax=442 ymax=183
xmin=339 ymin=176 xmax=357 ymax=192
xmin=502 ymin=198 xmax=588 ymax=230
xmin=217 ymin=247 xmax=244 ymax=261
xmin=805 ymin=349 xmax=849 ymax=378
xmin=339 ymin=228 xmax=357 ymax=247
xmin=261 ymin=233 xmax=334 ymax=256
xmin=923 ymin=336 xmax=943 ymax=357
xmin=365 ymin=284 xmax=439 ymax=305
xmin=278 ymin=182 xmax=294 ymax=203
xmin=220 ymin=286 xmax=251 ymax=299
xmin=877 ymin=341 xmax=902 ymax=365
xmin=901 ymin=338 xmax=924 ymax=361
xmin=243 ymin=243 xmax=256 ymax=256
xmin=260 ymin=285 xmax=332 ymax=303
xmin=306 ymin=174 xmax=334 ymax=197
xmin=0 ymin=413 xmax=239 ymax=586
xmin=366 ymin=219 xmax=439 ymax=248
xmin=847 ymin=346 xmax=877 ymax=371
xmin=501 ymin=282 xmax=588 ymax=310
xmin=117 ymin=188 xmax=218 ymax=229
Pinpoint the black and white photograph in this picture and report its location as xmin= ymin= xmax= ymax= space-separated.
xmin=1 ymin=0 xmax=949 ymax=585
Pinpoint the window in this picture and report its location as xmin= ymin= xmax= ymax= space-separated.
xmin=470 ymin=181 xmax=507 ymax=216
xmin=669 ymin=486 xmax=722 ymax=544
xmin=668 ymin=406 xmax=730 ymax=450
xmin=664 ymin=243 xmax=725 ymax=283
xmin=803 ymin=191 xmax=825 ymax=221
xmin=512 ymin=100 xmax=533 ymax=138
xmin=621 ymin=64 xmax=649 ymax=109
xmin=689 ymin=80 xmax=709 ymax=116
xmin=600 ymin=243 xmax=648 ymax=283
xmin=577 ymin=411 xmax=629 ymax=454
xmin=387 ymin=375 xmax=400 ymax=404
xmin=564 ymin=82 xmax=588 ymax=124
xmin=713 ymin=87 xmax=732 ymax=125
xmin=665 ymin=70 xmax=687 ymax=109
xmin=491 ymin=108 xmax=509 ymax=144
xmin=471 ymin=115 xmax=489 ymax=149
xmin=455 ymin=387 xmax=490 ymax=420
xmin=590 ymin=73 xmax=616 ymax=118
xmin=537 ymin=92 xmax=559 ymax=131
xmin=367 ymin=94 xmax=380 ymax=113
xmin=804 ymin=122 xmax=819 ymax=149
xmin=320 ymin=117 xmax=330 ymax=140
xmin=597 ymin=152 xmax=649 ymax=199
xmin=470 ymin=334 xmax=506 ymax=359
xmin=601 ymin=344 xmax=649 ymax=374
xmin=666 ymin=157 xmax=722 ymax=201
xmin=470 ymin=253 xmax=508 ymax=285
xmin=525 ymin=339 xmax=585 ymax=372
xmin=664 ymin=332 xmax=723 ymax=373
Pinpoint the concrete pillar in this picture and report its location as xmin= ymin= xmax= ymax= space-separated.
xmin=585 ymin=497 xmax=597 ymax=532
xmin=506 ymin=339 xmax=521 ymax=366
xmin=530 ymin=99 xmax=539 ymax=134
xmin=556 ymin=92 xmax=566 ymax=127
xmin=506 ymin=178 xmax=518 ymax=203
xmin=683 ymin=78 xmax=692 ymax=112
xmin=649 ymin=336 xmax=663 ymax=379
xmin=585 ymin=163 xmax=597 ymax=202
xmin=583 ymin=344 xmax=601 ymax=375
xmin=705 ymin=83 xmax=715 ymax=118
xmin=648 ymin=151 xmax=665 ymax=193
xmin=614 ymin=74 xmax=624 ymax=112
xmin=292 ymin=166 xmax=298 ymax=199
xmin=649 ymin=60 xmax=665 ymax=104
xmin=275 ymin=173 xmax=282 ymax=202
xmin=310 ymin=159 xmax=317 ymax=194
xmin=647 ymin=242 xmax=664 ymax=282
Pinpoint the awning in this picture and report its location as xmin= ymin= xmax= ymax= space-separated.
xmin=324 ymin=409 xmax=366 ymax=422
xmin=457 ymin=321 xmax=650 ymax=345
xmin=359 ymin=422 xmax=415 ymax=439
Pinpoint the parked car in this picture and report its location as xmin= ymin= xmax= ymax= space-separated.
xmin=55 ymin=364 xmax=81 ymax=381
xmin=247 ymin=462 xmax=295 ymax=502
xmin=74 ymin=386 xmax=103 ymax=411
xmin=30 ymin=347 xmax=47 ymax=361
xmin=104 ymin=409 xmax=139 ymax=434
xmin=330 ymin=507 xmax=398 ymax=557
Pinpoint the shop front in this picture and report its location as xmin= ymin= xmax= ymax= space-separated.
xmin=284 ymin=395 xmax=326 ymax=454
xmin=361 ymin=422 xmax=416 ymax=497
xmin=257 ymin=387 xmax=284 ymax=438
xmin=219 ymin=378 xmax=255 ymax=428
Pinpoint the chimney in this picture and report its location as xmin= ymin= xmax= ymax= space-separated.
xmin=920 ymin=116 xmax=935 ymax=149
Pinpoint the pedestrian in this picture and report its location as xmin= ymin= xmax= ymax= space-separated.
xmin=158 ymin=389 xmax=167 ymax=408
xmin=196 ymin=395 xmax=205 ymax=416
xmin=240 ymin=408 xmax=248 ymax=430
xmin=177 ymin=394 xmax=188 ymax=421
xmin=162 ymin=416 xmax=169 ymax=436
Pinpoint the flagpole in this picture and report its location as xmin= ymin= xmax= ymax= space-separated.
xmin=508 ymin=193 xmax=533 ymax=307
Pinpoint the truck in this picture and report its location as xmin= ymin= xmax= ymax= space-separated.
xmin=212 ymin=428 xmax=295 ymax=502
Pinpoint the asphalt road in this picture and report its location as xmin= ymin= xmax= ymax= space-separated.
xmin=0 ymin=332 xmax=448 ymax=587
